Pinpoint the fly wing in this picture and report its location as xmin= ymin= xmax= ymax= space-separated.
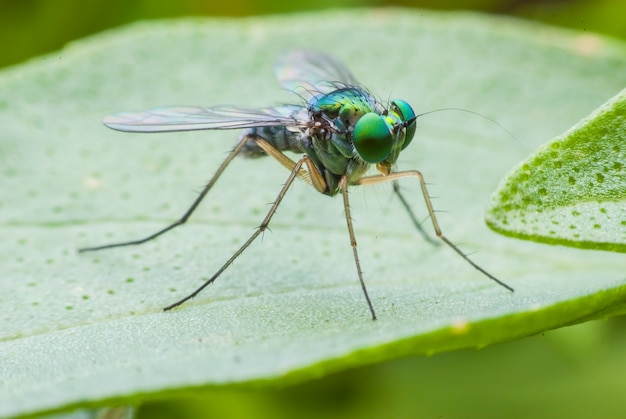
xmin=102 ymin=105 xmax=307 ymax=133
xmin=275 ymin=50 xmax=362 ymax=99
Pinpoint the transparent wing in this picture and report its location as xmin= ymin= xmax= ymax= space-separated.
xmin=275 ymin=50 xmax=362 ymax=99
xmin=102 ymin=105 xmax=307 ymax=133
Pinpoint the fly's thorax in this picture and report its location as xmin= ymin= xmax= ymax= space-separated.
xmin=307 ymin=88 xmax=380 ymax=128
xmin=351 ymin=99 xmax=417 ymax=171
xmin=317 ymin=148 xmax=371 ymax=196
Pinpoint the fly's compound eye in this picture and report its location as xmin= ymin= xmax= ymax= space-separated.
xmin=391 ymin=99 xmax=417 ymax=150
xmin=353 ymin=113 xmax=393 ymax=163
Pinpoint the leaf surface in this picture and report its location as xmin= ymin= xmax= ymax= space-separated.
xmin=1 ymin=9 xmax=626 ymax=418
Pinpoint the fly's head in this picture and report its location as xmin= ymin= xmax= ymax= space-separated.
xmin=352 ymin=99 xmax=417 ymax=175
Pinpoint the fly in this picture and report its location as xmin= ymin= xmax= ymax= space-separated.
xmin=80 ymin=50 xmax=514 ymax=320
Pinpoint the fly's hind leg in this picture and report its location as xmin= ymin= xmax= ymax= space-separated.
xmin=79 ymin=134 xmax=259 ymax=253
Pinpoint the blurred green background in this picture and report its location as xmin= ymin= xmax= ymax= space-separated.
xmin=2 ymin=1 xmax=625 ymax=418
xmin=1 ymin=0 xmax=625 ymax=70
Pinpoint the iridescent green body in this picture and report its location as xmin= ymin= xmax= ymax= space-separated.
xmin=242 ymin=87 xmax=416 ymax=195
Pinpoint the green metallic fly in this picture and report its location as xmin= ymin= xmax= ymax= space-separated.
xmin=80 ymin=50 xmax=513 ymax=320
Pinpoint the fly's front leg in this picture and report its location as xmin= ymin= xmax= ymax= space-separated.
xmin=358 ymin=170 xmax=514 ymax=292
xmin=78 ymin=135 xmax=254 ymax=253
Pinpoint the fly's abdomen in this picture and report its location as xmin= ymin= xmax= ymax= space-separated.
xmin=240 ymin=125 xmax=305 ymax=158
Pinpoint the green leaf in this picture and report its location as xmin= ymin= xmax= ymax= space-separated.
xmin=1 ymin=9 xmax=626 ymax=418
xmin=486 ymin=88 xmax=626 ymax=251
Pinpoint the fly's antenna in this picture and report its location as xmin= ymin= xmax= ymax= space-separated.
xmin=415 ymin=108 xmax=519 ymax=144
xmin=404 ymin=116 xmax=418 ymax=127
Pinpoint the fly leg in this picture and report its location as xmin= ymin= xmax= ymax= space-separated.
xmin=79 ymin=134 xmax=259 ymax=252
xmin=252 ymin=142 xmax=378 ymax=319
xmin=340 ymin=175 xmax=377 ymax=320
xmin=357 ymin=170 xmax=514 ymax=292
xmin=247 ymin=139 xmax=378 ymax=319
xmin=391 ymin=179 xmax=439 ymax=246
xmin=163 ymin=151 xmax=320 ymax=311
